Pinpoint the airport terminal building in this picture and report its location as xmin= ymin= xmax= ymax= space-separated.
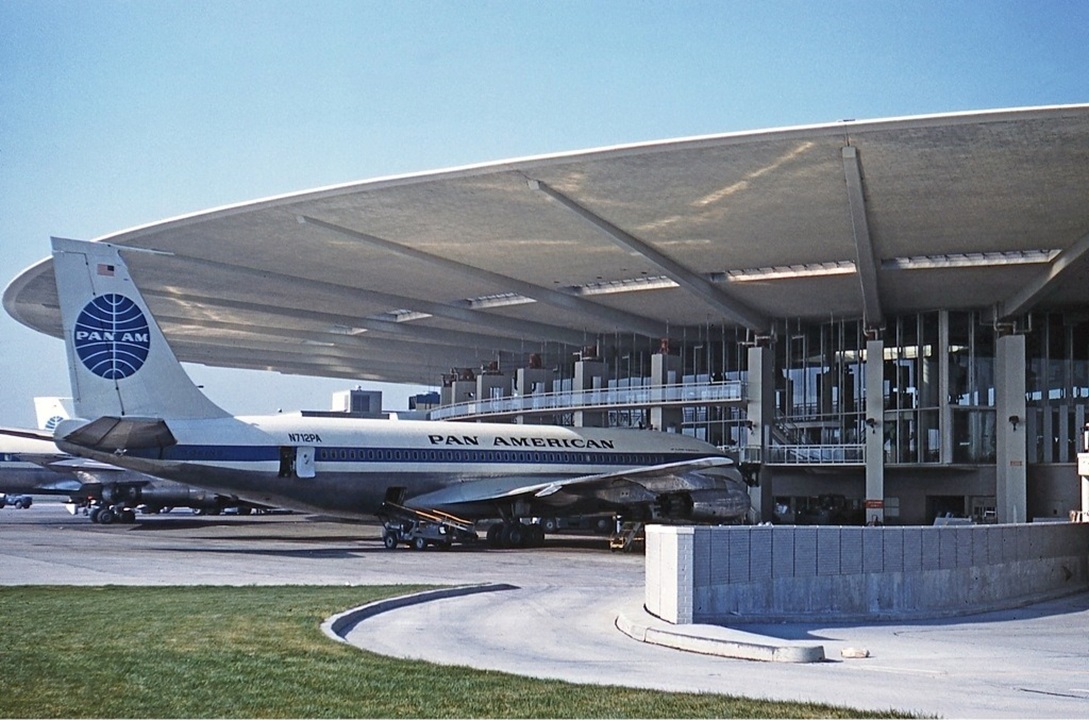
xmin=7 ymin=105 xmax=1089 ymax=526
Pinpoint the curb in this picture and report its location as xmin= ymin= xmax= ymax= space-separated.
xmin=322 ymin=583 xmax=518 ymax=644
xmin=615 ymin=611 xmax=825 ymax=663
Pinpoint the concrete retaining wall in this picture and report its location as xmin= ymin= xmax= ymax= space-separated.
xmin=645 ymin=523 xmax=1089 ymax=624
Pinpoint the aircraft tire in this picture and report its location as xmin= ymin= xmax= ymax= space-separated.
xmin=412 ymin=536 xmax=428 ymax=551
xmin=120 ymin=509 xmax=136 ymax=524
xmin=527 ymin=524 xmax=545 ymax=547
xmin=503 ymin=523 xmax=525 ymax=547
xmin=382 ymin=532 xmax=398 ymax=549
xmin=89 ymin=506 xmax=101 ymax=523
xmin=542 ymin=517 xmax=558 ymax=533
xmin=486 ymin=523 xmax=504 ymax=548
xmin=97 ymin=508 xmax=115 ymax=525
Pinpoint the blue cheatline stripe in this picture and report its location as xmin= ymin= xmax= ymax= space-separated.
xmin=129 ymin=444 xmax=700 ymax=467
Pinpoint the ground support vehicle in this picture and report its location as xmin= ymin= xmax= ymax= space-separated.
xmin=0 ymin=493 xmax=33 ymax=509
xmin=379 ymin=502 xmax=479 ymax=550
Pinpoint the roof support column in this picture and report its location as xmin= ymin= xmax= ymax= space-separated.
xmin=842 ymin=146 xmax=884 ymax=330
xmin=865 ymin=338 xmax=885 ymax=525
xmin=746 ymin=344 xmax=774 ymax=522
xmin=939 ymin=310 xmax=954 ymax=464
xmin=996 ymin=333 xmax=1027 ymax=523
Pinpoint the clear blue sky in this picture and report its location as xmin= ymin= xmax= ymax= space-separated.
xmin=1 ymin=0 xmax=1087 ymax=426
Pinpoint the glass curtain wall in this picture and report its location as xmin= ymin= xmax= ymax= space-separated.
xmin=545 ymin=309 xmax=1089 ymax=468
xmin=1025 ymin=312 xmax=1089 ymax=463
xmin=774 ymin=319 xmax=866 ymax=448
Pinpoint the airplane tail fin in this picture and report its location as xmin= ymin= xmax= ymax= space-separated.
xmin=51 ymin=237 xmax=229 ymax=420
xmin=33 ymin=396 xmax=73 ymax=430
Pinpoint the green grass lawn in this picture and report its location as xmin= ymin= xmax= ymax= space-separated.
xmin=0 ymin=586 xmax=913 ymax=718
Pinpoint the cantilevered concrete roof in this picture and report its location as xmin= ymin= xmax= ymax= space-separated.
xmin=6 ymin=105 xmax=1089 ymax=384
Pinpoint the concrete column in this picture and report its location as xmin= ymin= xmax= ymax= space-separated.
xmin=514 ymin=367 xmax=554 ymax=424
xmin=746 ymin=345 xmax=775 ymax=522
xmin=650 ymin=352 xmax=682 ymax=433
xmin=448 ymin=376 xmax=474 ymax=405
xmin=573 ymin=360 xmax=608 ymax=427
xmin=476 ymin=373 xmax=511 ymax=416
xmin=939 ymin=311 xmax=954 ymax=464
xmin=865 ymin=339 xmax=886 ymax=524
xmin=996 ymin=333 xmax=1027 ymax=523
xmin=1081 ymin=427 xmax=1089 ymax=518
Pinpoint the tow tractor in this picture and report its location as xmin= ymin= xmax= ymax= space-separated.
xmin=378 ymin=502 xmax=479 ymax=550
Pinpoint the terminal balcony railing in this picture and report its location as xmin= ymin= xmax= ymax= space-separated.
xmin=725 ymin=443 xmax=866 ymax=466
xmin=766 ymin=443 xmax=866 ymax=465
xmin=428 ymin=380 xmax=746 ymax=422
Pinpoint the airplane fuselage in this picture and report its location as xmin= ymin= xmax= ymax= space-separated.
xmin=57 ymin=414 xmax=743 ymax=521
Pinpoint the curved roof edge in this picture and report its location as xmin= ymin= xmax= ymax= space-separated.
xmin=75 ymin=103 xmax=1089 ymax=247
xmin=7 ymin=103 xmax=1089 ymax=337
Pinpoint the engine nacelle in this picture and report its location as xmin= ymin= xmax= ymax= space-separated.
xmin=656 ymin=488 xmax=751 ymax=522
xmin=688 ymin=489 xmax=751 ymax=521
xmin=138 ymin=483 xmax=220 ymax=509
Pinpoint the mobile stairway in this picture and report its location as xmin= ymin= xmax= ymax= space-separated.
xmin=609 ymin=520 xmax=645 ymax=552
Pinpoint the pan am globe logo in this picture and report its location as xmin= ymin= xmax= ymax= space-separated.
xmin=73 ymin=294 xmax=151 ymax=379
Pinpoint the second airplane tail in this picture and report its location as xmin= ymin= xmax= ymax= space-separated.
xmin=51 ymin=237 xmax=229 ymax=421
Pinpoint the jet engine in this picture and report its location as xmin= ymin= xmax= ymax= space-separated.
xmin=655 ymin=487 xmax=751 ymax=522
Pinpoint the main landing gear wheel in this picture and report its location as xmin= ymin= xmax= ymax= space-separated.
xmin=486 ymin=522 xmax=546 ymax=548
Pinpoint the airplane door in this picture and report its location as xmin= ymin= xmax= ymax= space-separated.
xmin=295 ymin=447 xmax=316 ymax=478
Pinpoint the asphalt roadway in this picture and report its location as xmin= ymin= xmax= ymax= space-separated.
xmin=2 ymin=501 xmax=1088 ymax=718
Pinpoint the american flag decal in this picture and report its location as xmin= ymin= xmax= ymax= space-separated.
xmin=97 ymin=263 xmax=115 ymax=276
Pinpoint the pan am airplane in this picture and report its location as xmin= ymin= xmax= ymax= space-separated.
xmin=33 ymin=237 xmax=750 ymax=547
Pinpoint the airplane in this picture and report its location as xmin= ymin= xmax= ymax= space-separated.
xmin=0 ymin=397 xmax=269 ymax=523
xmin=29 ymin=237 xmax=751 ymax=547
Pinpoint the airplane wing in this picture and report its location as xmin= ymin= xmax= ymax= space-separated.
xmin=405 ymin=455 xmax=735 ymax=509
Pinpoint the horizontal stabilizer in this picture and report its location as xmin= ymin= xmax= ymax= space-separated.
xmin=58 ymin=417 xmax=176 ymax=452
xmin=0 ymin=426 xmax=55 ymax=443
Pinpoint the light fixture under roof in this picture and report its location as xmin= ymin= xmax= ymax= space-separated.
xmin=712 ymin=260 xmax=857 ymax=282
xmin=383 ymin=309 xmax=433 ymax=323
xmin=465 ymin=292 xmax=535 ymax=309
xmin=882 ymin=250 xmax=1059 ymax=270
xmin=572 ymin=275 xmax=678 ymax=296
xmin=329 ymin=324 xmax=366 ymax=336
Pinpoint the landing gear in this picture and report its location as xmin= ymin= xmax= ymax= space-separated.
xmin=486 ymin=521 xmax=545 ymax=549
xmin=88 ymin=504 xmax=138 ymax=525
